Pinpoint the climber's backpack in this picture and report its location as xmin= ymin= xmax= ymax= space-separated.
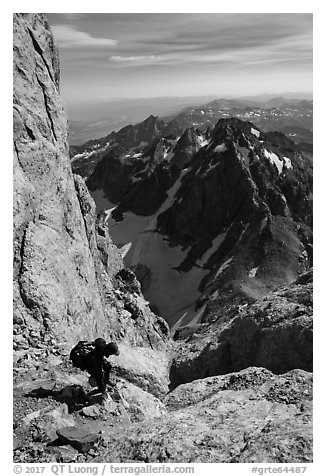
xmin=70 ymin=340 xmax=95 ymax=371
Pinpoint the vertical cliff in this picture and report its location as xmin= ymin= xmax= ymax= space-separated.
xmin=13 ymin=13 xmax=169 ymax=363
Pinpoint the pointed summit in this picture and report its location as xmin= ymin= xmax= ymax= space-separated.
xmin=142 ymin=114 xmax=158 ymax=127
xmin=172 ymin=128 xmax=202 ymax=169
xmin=138 ymin=114 xmax=160 ymax=134
xmin=144 ymin=114 xmax=158 ymax=122
xmin=176 ymin=127 xmax=199 ymax=148
xmin=113 ymin=114 xmax=164 ymax=148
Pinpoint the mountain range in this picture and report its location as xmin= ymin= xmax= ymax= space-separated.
xmin=165 ymin=97 xmax=313 ymax=150
xmin=71 ymin=112 xmax=312 ymax=331
xmin=67 ymin=95 xmax=218 ymax=145
xmin=70 ymin=95 xmax=313 ymax=150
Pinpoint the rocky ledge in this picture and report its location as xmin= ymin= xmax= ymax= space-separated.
xmin=14 ymin=363 xmax=312 ymax=463
xmin=95 ymin=367 xmax=312 ymax=463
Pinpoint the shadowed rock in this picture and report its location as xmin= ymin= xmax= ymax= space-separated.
xmin=57 ymin=426 xmax=99 ymax=453
xmin=170 ymin=271 xmax=312 ymax=388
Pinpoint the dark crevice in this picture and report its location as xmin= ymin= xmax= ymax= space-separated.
xmin=28 ymin=28 xmax=55 ymax=85
xmin=146 ymin=331 xmax=154 ymax=350
xmin=14 ymin=141 xmax=28 ymax=173
xmin=35 ymin=74 xmax=57 ymax=142
xmin=25 ymin=125 xmax=36 ymax=141
xmin=14 ymin=141 xmax=20 ymax=163
xmin=18 ymin=224 xmax=33 ymax=311
xmin=14 ymin=65 xmax=29 ymax=80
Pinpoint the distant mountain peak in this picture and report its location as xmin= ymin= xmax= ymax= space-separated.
xmin=211 ymin=117 xmax=261 ymax=144
xmin=144 ymin=114 xmax=158 ymax=122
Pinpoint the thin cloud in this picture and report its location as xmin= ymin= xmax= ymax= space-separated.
xmin=52 ymin=25 xmax=118 ymax=49
xmin=110 ymin=55 xmax=161 ymax=64
xmin=47 ymin=13 xmax=312 ymax=102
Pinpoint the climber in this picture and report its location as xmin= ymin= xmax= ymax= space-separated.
xmin=70 ymin=338 xmax=120 ymax=399
xmin=86 ymin=338 xmax=120 ymax=397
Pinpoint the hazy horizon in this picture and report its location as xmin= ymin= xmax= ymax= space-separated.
xmin=47 ymin=13 xmax=312 ymax=108
xmin=65 ymin=90 xmax=313 ymax=105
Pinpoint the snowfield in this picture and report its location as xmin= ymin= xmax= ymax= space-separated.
xmin=251 ymin=128 xmax=260 ymax=138
xmin=248 ymin=267 xmax=259 ymax=278
xmin=90 ymin=189 xmax=116 ymax=211
xmin=283 ymin=156 xmax=293 ymax=169
xmin=197 ymin=135 xmax=209 ymax=147
xmin=263 ymin=149 xmax=284 ymax=174
xmin=95 ymin=168 xmax=227 ymax=325
xmin=197 ymin=232 xmax=228 ymax=266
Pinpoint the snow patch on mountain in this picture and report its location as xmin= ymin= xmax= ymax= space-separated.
xmin=104 ymin=207 xmax=116 ymax=224
xmin=104 ymin=168 xmax=211 ymax=324
xmin=197 ymin=135 xmax=209 ymax=148
xmin=283 ymin=157 xmax=293 ymax=169
xmin=127 ymin=231 xmax=206 ymax=325
xmin=108 ymin=213 xmax=153 ymax=249
xmin=164 ymin=151 xmax=175 ymax=161
xmin=156 ymin=169 xmax=189 ymax=216
xmin=251 ymin=128 xmax=260 ymax=138
xmin=213 ymin=143 xmax=227 ymax=153
xmin=120 ymin=242 xmax=132 ymax=258
xmin=90 ymin=189 xmax=116 ymax=211
xmin=71 ymin=152 xmax=90 ymax=161
xmin=197 ymin=232 xmax=228 ymax=266
xmin=215 ymin=256 xmax=234 ymax=279
xmin=263 ymin=149 xmax=284 ymax=174
xmin=248 ymin=267 xmax=259 ymax=278
xmin=108 ymin=168 xmax=190 ymax=253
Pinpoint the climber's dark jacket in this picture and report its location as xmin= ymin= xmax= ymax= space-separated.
xmin=83 ymin=340 xmax=119 ymax=393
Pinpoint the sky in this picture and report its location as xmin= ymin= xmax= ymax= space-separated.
xmin=47 ymin=13 xmax=313 ymax=106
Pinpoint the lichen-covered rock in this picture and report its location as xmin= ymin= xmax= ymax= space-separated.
xmin=95 ymin=367 xmax=312 ymax=463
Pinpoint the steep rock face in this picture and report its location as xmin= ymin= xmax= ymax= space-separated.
xmin=170 ymin=270 xmax=312 ymax=388
xmin=13 ymin=13 xmax=106 ymax=344
xmin=13 ymin=14 xmax=170 ymax=400
xmin=113 ymin=115 xmax=165 ymax=149
xmin=71 ymin=115 xmax=183 ymax=182
xmin=170 ymin=127 xmax=205 ymax=168
xmin=84 ymin=129 xmax=181 ymax=217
